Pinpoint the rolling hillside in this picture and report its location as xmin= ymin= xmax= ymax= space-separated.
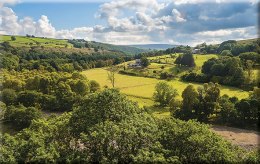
xmin=0 ymin=35 xmax=149 ymax=56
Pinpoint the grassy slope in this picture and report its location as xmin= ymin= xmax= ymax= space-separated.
xmin=82 ymin=68 xmax=249 ymax=102
xmin=82 ymin=53 xmax=251 ymax=117
xmin=0 ymin=35 xmax=148 ymax=55
xmin=0 ymin=35 xmax=73 ymax=48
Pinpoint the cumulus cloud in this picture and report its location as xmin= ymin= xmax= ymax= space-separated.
xmin=172 ymin=9 xmax=186 ymax=22
xmin=20 ymin=17 xmax=36 ymax=35
xmin=0 ymin=7 xmax=21 ymax=34
xmin=35 ymin=15 xmax=56 ymax=37
xmin=0 ymin=0 xmax=258 ymax=45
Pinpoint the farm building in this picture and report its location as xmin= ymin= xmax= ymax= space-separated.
xmin=128 ymin=59 xmax=142 ymax=68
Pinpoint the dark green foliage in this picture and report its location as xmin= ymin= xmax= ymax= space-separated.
xmin=0 ymin=53 xmax=19 ymax=70
xmin=118 ymin=70 xmax=139 ymax=76
xmin=1 ymin=70 xmax=95 ymax=111
xmin=199 ymin=56 xmax=246 ymax=87
xmin=1 ymin=89 xmax=17 ymax=106
xmin=1 ymin=43 xmax=132 ymax=72
xmin=160 ymin=72 xmax=173 ymax=79
xmin=69 ymin=89 xmax=139 ymax=134
xmin=220 ymin=50 xmax=232 ymax=56
xmin=217 ymin=39 xmax=260 ymax=56
xmin=172 ymin=83 xmax=259 ymax=128
xmin=239 ymin=52 xmax=260 ymax=65
xmin=217 ymin=95 xmax=237 ymax=124
xmin=158 ymin=118 xmax=241 ymax=163
xmin=195 ymin=42 xmax=218 ymax=54
xmin=4 ymin=105 xmax=41 ymax=128
xmin=173 ymin=83 xmax=220 ymax=122
xmin=0 ymin=89 xmax=253 ymax=163
xmin=11 ymin=36 xmax=16 ymax=41
xmin=174 ymin=51 xmax=195 ymax=67
xmin=181 ymin=72 xmax=210 ymax=83
xmin=140 ymin=57 xmax=150 ymax=67
xmin=89 ymin=80 xmax=101 ymax=92
xmin=180 ymin=85 xmax=199 ymax=119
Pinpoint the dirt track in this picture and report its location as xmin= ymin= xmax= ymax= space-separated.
xmin=211 ymin=125 xmax=259 ymax=150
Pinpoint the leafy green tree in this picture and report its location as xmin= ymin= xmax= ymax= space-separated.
xmin=79 ymin=113 xmax=159 ymax=162
xmin=69 ymin=89 xmax=139 ymax=134
xmin=69 ymin=80 xmax=89 ymax=96
xmin=11 ymin=36 xmax=16 ymax=41
xmin=0 ymin=53 xmax=19 ymax=70
xmin=4 ymin=105 xmax=41 ymax=128
xmin=220 ymin=50 xmax=232 ymax=56
xmin=1 ymin=89 xmax=17 ymax=106
xmin=89 ymin=80 xmax=101 ymax=92
xmin=55 ymin=81 xmax=75 ymax=111
xmin=140 ymin=57 xmax=150 ymax=67
xmin=179 ymin=85 xmax=199 ymax=119
xmin=153 ymin=82 xmax=178 ymax=107
xmin=0 ymin=134 xmax=18 ymax=163
xmin=195 ymin=83 xmax=220 ymax=122
xmin=217 ymin=95 xmax=237 ymax=124
xmin=158 ymin=118 xmax=241 ymax=163
xmin=174 ymin=51 xmax=195 ymax=67
xmin=17 ymin=91 xmax=42 ymax=107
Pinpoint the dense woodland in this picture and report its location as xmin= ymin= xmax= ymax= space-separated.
xmin=0 ymin=37 xmax=259 ymax=163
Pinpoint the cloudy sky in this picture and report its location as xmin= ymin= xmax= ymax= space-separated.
xmin=0 ymin=0 xmax=259 ymax=46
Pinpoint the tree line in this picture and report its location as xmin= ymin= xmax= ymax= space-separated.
xmin=153 ymin=82 xmax=259 ymax=130
xmin=0 ymin=41 xmax=132 ymax=72
xmin=182 ymin=55 xmax=259 ymax=90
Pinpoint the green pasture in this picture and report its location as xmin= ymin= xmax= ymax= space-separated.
xmin=82 ymin=68 xmax=250 ymax=117
xmin=0 ymin=35 xmax=73 ymax=48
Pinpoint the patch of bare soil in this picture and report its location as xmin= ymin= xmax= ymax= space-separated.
xmin=211 ymin=125 xmax=259 ymax=150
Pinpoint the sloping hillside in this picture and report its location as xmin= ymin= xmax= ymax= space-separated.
xmin=0 ymin=35 xmax=149 ymax=56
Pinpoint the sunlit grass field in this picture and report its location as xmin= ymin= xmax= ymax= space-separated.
xmin=82 ymin=68 xmax=249 ymax=118
xmin=82 ymin=68 xmax=249 ymax=102
xmin=0 ymin=35 xmax=73 ymax=48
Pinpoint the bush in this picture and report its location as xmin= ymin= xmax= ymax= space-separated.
xmin=118 ymin=70 xmax=138 ymax=76
xmin=158 ymin=118 xmax=242 ymax=163
xmin=1 ymin=89 xmax=17 ymax=106
xmin=4 ymin=105 xmax=41 ymax=128
xmin=181 ymin=72 xmax=210 ymax=83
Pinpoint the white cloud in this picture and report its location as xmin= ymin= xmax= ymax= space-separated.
xmin=172 ymin=9 xmax=186 ymax=22
xmin=0 ymin=0 xmax=19 ymax=7
xmin=20 ymin=17 xmax=36 ymax=35
xmin=0 ymin=7 xmax=21 ymax=34
xmin=95 ymin=31 xmax=152 ymax=45
xmin=35 ymin=15 xmax=56 ymax=37
xmin=56 ymin=27 xmax=93 ymax=40
xmin=195 ymin=27 xmax=256 ymax=38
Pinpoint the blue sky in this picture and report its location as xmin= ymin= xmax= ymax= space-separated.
xmin=10 ymin=3 xmax=105 ymax=30
xmin=0 ymin=0 xmax=258 ymax=45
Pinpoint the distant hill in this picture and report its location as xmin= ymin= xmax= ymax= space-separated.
xmin=0 ymin=35 xmax=149 ymax=56
xmin=128 ymin=44 xmax=177 ymax=50
xmin=87 ymin=41 xmax=149 ymax=55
